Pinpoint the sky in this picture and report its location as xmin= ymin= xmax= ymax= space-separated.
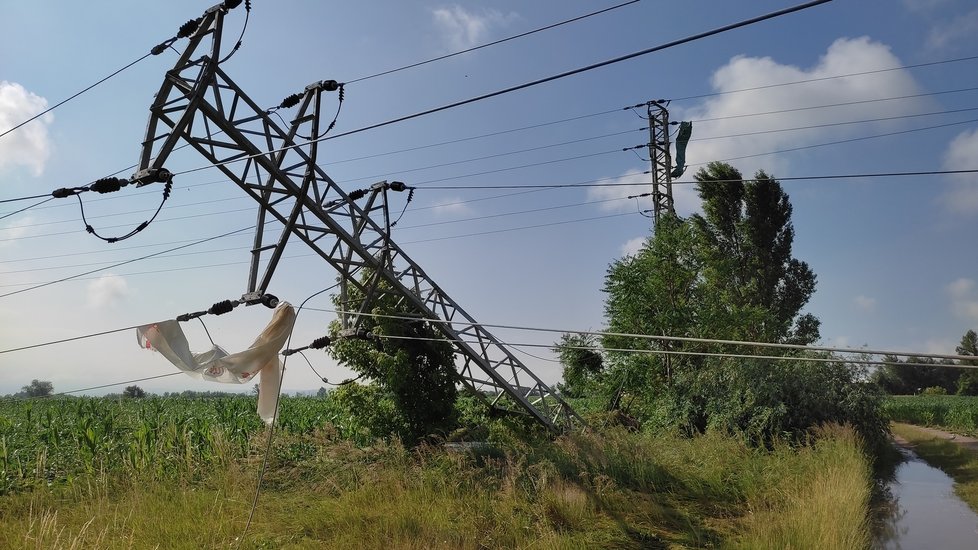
xmin=1 ymin=0 xmax=977 ymax=396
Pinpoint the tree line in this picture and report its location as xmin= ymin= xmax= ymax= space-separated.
xmin=871 ymin=329 xmax=978 ymax=395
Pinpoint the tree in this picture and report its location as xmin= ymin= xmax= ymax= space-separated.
xmin=599 ymin=163 xmax=885 ymax=448
xmin=873 ymin=355 xmax=958 ymax=395
xmin=21 ymin=379 xmax=53 ymax=397
xmin=328 ymin=273 xmax=458 ymax=445
xmin=956 ymin=329 xmax=978 ymax=395
xmin=691 ymin=162 xmax=819 ymax=344
xmin=122 ymin=385 xmax=146 ymax=399
xmin=553 ymin=333 xmax=604 ymax=397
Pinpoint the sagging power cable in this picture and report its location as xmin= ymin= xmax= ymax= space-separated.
xmin=57 ymin=172 xmax=174 ymax=243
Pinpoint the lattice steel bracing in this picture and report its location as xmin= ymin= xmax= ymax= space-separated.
xmin=133 ymin=2 xmax=582 ymax=432
xmin=646 ymin=101 xmax=674 ymax=225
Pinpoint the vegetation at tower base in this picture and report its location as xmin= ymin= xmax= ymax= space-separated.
xmin=0 ymin=395 xmax=875 ymax=549
xmin=327 ymin=273 xmax=459 ymax=445
xmin=562 ymin=161 xmax=888 ymax=452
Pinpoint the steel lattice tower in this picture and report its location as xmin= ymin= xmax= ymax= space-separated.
xmin=130 ymin=2 xmax=582 ymax=432
xmin=646 ymin=100 xmax=675 ymax=225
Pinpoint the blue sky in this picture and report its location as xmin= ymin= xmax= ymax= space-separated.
xmin=1 ymin=0 xmax=977 ymax=395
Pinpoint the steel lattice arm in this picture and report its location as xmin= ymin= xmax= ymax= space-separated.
xmin=133 ymin=3 xmax=582 ymax=431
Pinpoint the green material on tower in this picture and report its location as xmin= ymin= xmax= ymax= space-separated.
xmin=670 ymin=121 xmax=693 ymax=178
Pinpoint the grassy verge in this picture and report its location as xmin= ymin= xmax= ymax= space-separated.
xmin=0 ymin=426 xmax=874 ymax=549
xmin=891 ymin=422 xmax=978 ymax=513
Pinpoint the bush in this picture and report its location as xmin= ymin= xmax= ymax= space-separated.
xmin=923 ymin=386 xmax=948 ymax=395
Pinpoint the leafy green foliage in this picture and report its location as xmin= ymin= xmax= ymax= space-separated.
xmin=122 ymin=385 xmax=146 ymax=399
xmin=955 ymin=330 xmax=978 ymax=395
xmin=328 ymin=274 xmax=458 ymax=445
xmin=594 ymin=162 xmax=886 ymax=450
xmin=553 ymin=333 xmax=604 ymax=397
xmin=19 ymin=380 xmax=53 ymax=398
xmin=872 ymin=355 xmax=960 ymax=395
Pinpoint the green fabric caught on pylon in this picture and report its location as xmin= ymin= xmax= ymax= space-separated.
xmin=670 ymin=121 xmax=693 ymax=178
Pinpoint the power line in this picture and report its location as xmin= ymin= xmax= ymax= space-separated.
xmin=0 ymin=195 xmax=626 ymax=274
xmin=46 ymin=373 xmax=184 ymax=397
xmin=344 ymin=0 xmax=642 ymax=84
xmin=0 ymin=195 xmax=248 ymax=235
xmin=0 ymin=225 xmax=255 ymax=299
xmin=669 ymin=53 xmax=978 ymax=102
xmin=0 ymin=197 xmax=55 ymax=221
xmin=691 ymin=85 xmax=978 ymax=124
xmin=0 ymin=324 xmax=142 ymax=355
xmin=0 ymin=53 xmax=154 ymax=141
xmin=6 ymin=81 xmax=973 ymax=209
xmin=340 ymin=129 xmax=643 ymax=185
xmin=400 ymin=212 xmax=632 ymax=244
xmin=377 ymin=334 xmax=978 ymax=370
xmin=421 ymin=168 xmax=978 ymax=190
xmin=0 ymin=211 xmax=638 ymax=290
xmin=171 ymin=0 xmax=833 ymax=178
xmin=0 ymin=232 xmax=252 ymax=265
xmin=326 ymin=109 xmax=624 ymax=167
xmin=309 ymin=308 xmax=978 ymax=365
xmin=4 ymin=103 xmax=970 ymax=236
xmin=0 ymin=244 xmax=250 ymax=276
xmin=691 ymin=106 xmax=978 ymax=141
xmin=396 ymin=196 xmax=629 ymax=231
xmin=0 ymin=205 xmax=255 ymax=243
xmin=0 ymin=193 xmax=50 ymax=205
xmin=704 ymin=116 xmax=978 ymax=166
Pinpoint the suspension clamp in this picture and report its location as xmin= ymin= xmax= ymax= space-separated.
xmin=132 ymin=168 xmax=173 ymax=188
xmin=239 ymin=292 xmax=280 ymax=309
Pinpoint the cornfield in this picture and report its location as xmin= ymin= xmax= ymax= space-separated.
xmin=0 ymin=395 xmax=362 ymax=494
xmin=883 ymin=395 xmax=978 ymax=434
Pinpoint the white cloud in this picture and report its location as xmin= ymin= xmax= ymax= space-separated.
xmin=676 ymin=37 xmax=928 ymax=177
xmin=587 ymin=168 xmax=700 ymax=216
xmin=431 ymin=5 xmax=517 ymax=50
xmin=948 ymin=277 xmax=975 ymax=298
xmin=853 ymin=294 xmax=877 ymax=312
xmin=926 ymin=8 xmax=978 ymax=51
xmin=428 ymin=197 xmax=473 ymax=216
xmin=87 ymin=274 xmax=130 ymax=309
xmin=947 ymin=277 xmax=978 ymax=321
xmin=0 ymin=81 xmax=53 ymax=176
xmin=938 ymin=128 xmax=978 ymax=215
xmin=620 ymin=236 xmax=645 ymax=257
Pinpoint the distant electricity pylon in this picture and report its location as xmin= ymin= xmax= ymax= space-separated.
xmin=644 ymin=100 xmax=692 ymax=226
xmin=129 ymin=1 xmax=582 ymax=432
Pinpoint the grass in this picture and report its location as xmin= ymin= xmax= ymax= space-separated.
xmin=891 ymin=422 xmax=978 ymax=513
xmin=0 ymin=421 xmax=875 ymax=549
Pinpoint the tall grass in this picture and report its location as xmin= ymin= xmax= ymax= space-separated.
xmin=0 ymin=416 xmax=875 ymax=549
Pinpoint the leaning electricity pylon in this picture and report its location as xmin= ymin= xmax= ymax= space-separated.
xmin=131 ymin=1 xmax=582 ymax=432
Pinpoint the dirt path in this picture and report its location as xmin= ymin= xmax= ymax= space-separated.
xmin=892 ymin=422 xmax=978 ymax=453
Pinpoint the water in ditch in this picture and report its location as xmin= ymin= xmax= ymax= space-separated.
xmin=876 ymin=447 xmax=978 ymax=549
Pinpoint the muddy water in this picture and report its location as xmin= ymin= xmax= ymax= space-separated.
xmin=876 ymin=448 xmax=978 ymax=549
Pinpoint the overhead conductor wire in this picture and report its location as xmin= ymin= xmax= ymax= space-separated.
xmin=172 ymin=0 xmax=834 ymax=177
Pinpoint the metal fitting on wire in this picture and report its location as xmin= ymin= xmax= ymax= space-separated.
xmin=282 ymin=335 xmax=332 ymax=357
